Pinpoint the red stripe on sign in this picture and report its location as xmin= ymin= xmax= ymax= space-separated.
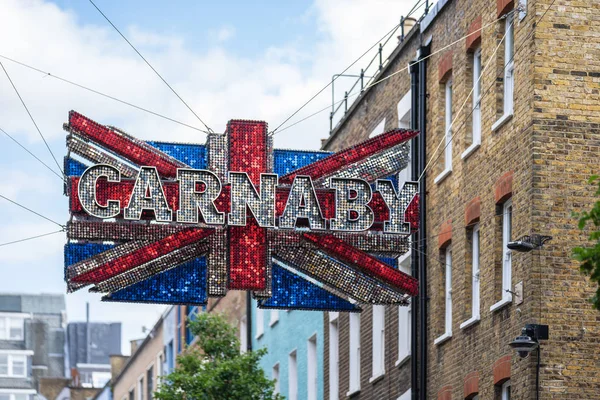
xmin=279 ymin=129 xmax=418 ymax=185
xmin=72 ymin=228 xmax=214 ymax=283
xmin=227 ymin=120 xmax=269 ymax=290
xmin=302 ymin=233 xmax=419 ymax=296
xmin=68 ymin=111 xmax=183 ymax=178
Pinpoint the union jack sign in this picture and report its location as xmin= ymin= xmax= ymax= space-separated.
xmin=64 ymin=111 xmax=419 ymax=312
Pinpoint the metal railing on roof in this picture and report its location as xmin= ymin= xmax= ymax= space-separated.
xmin=329 ymin=1 xmax=431 ymax=133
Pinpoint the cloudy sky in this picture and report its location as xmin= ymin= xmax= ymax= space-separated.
xmin=0 ymin=0 xmax=420 ymax=353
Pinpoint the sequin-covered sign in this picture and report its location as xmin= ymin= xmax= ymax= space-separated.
xmin=64 ymin=111 xmax=419 ymax=312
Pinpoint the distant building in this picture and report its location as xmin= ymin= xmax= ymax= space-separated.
xmin=66 ymin=307 xmax=121 ymax=389
xmin=0 ymin=293 xmax=67 ymax=400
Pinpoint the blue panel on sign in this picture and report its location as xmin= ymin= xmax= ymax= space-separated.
xmin=378 ymin=256 xmax=398 ymax=269
xmin=64 ymin=243 xmax=115 ymax=280
xmin=147 ymin=142 xmax=207 ymax=169
xmin=103 ymin=257 xmax=208 ymax=305
xmin=273 ymin=149 xmax=331 ymax=176
xmin=259 ymin=264 xmax=360 ymax=312
xmin=65 ymin=158 xmax=89 ymax=177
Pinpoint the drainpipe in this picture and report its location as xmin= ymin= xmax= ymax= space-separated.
xmin=409 ymin=58 xmax=419 ymax=400
xmin=246 ymin=292 xmax=252 ymax=352
xmin=417 ymin=43 xmax=430 ymax=400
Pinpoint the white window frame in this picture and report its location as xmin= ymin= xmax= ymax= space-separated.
xmin=434 ymin=246 xmax=452 ymax=345
xmin=491 ymin=199 xmax=513 ymax=311
xmin=307 ymin=334 xmax=317 ymax=400
xmin=240 ymin=316 xmax=247 ymax=353
xmin=501 ymin=380 xmax=511 ymax=400
xmin=397 ymin=389 xmax=412 ymax=400
xmin=269 ymin=310 xmax=279 ymax=327
xmin=461 ymin=224 xmax=481 ymax=329
xmin=463 ymin=47 xmax=482 ymax=159
xmin=255 ymin=307 xmax=264 ymax=339
xmin=0 ymin=315 xmax=27 ymax=341
xmin=397 ymin=91 xmax=411 ymax=129
xmin=146 ymin=364 xmax=154 ymax=400
xmin=137 ymin=375 xmax=144 ymax=400
xmin=288 ymin=350 xmax=298 ymax=400
xmin=347 ymin=313 xmax=361 ymax=395
xmin=370 ymin=305 xmax=385 ymax=382
xmin=0 ymin=353 xmax=28 ymax=378
xmin=493 ymin=17 xmax=515 ymax=131
xmin=329 ymin=315 xmax=339 ymax=400
xmin=435 ymin=80 xmax=453 ymax=183
xmin=272 ymin=363 xmax=280 ymax=395
xmin=396 ymin=256 xmax=411 ymax=365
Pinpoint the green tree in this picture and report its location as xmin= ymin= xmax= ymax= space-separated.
xmin=155 ymin=312 xmax=283 ymax=400
xmin=573 ymin=175 xmax=600 ymax=309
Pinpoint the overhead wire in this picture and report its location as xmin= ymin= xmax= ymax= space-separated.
xmin=418 ymin=0 xmax=556 ymax=182
xmin=273 ymin=9 xmax=516 ymax=136
xmin=0 ymin=61 xmax=65 ymax=178
xmin=0 ymin=230 xmax=64 ymax=248
xmin=88 ymin=0 xmax=214 ymax=134
xmin=0 ymin=54 xmax=210 ymax=134
xmin=269 ymin=0 xmax=428 ymax=135
xmin=0 ymin=127 xmax=65 ymax=182
xmin=0 ymin=194 xmax=64 ymax=228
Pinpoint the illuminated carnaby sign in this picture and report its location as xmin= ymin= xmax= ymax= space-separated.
xmin=64 ymin=111 xmax=420 ymax=312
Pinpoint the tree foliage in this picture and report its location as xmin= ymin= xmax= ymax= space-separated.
xmin=573 ymin=175 xmax=600 ymax=309
xmin=155 ymin=312 xmax=283 ymax=400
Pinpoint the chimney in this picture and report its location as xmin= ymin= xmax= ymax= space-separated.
xmin=109 ymin=355 xmax=130 ymax=382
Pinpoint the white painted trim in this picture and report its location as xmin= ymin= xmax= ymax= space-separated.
xmin=346 ymin=388 xmax=361 ymax=397
xmin=397 ymin=389 xmax=412 ymax=400
xmin=0 ymin=389 xmax=36 ymax=395
xmin=490 ymin=297 xmax=512 ymax=312
xmin=491 ymin=113 xmax=513 ymax=132
xmin=433 ymin=331 xmax=452 ymax=345
xmin=0 ymin=350 xmax=33 ymax=355
xmin=461 ymin=142 xmax=480 ymax=160
xmin=434 ymin=168 xmax=452 ymax=184
xmin=459 ymin=315 xmax=481 ymax=330
xmin=0 ymin=313 xmax=30 ymax=319
xmin=369 ymin=119 xmax=386 ymax=138
xmin=395 ymin=354 xmax=410 ymax=368
xmin=369 ymin=372 xmax=385 ymax=384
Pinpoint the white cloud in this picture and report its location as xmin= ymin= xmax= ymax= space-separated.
xmin=0 ymin=0 xmax=418 ymax=348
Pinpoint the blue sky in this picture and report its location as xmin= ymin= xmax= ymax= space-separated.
xmin=0 ymin=0 xmax=419 ymax=353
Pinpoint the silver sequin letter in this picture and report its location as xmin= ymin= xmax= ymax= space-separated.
xmin=330 ymin=178 xmax=374 ymax=231
xmin=228 ymin=172 xmax=277 ymax=227
xmin=78 ymin=164 xmax=121 ymax=218
xmin=124 ymin=166 xmax=172 ymax=222
xmin=376 ymin=180 xmax=417 ymax=234
xmin=176 ymin=169 xmax=224 ymax=225
xmin=279 ymin=176 xmax=326 ymax=230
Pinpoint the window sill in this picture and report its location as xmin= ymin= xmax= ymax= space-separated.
xmin=369 ymin=372 xmax=385 ymax=384
xmin=434 ymin=168 xmax=452 ymax=185
xmin=395 ymin=354 xmax=410 ymax=368
xmin=255 ymin=332 xmax=264 ymax=340
xmin=459 ymin=315 xmax=480 ymax=330
xmin=490 ymin=296 xmax=512 ymax=312
xmin=346 ymin=388 xmax=361 ymax=397
xmin=269 ymin=319 xmax=279 ymax=327
xmin=433 ymin=331 xmax=452 ymax=346
xmin=491 ymin=113 xmax=513 ymax=132
xmin=461 ymin=142 xmax=480 ymax=160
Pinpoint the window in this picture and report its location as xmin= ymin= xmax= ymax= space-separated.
xmin=464 ymin=47 xmax=482 ymax=159
xmin=156 ymin=354 xmax=163 ymax=378
xmin=501 ymin=380 xmax=511 ymax=400
xmin=147 ymin=366 xmax=153 ymax=400
xmin=270 ymin=310 xmax=279 ymax=327
xmin=397 ymin=304 xmax=410 ymax=364
xmin=166 ymin=341 xmax=174 ymax=374
xmin=288 ymin=350 xmax=297 ymax=400
xmin=240 ymin=316 xmax=247 ymax=353
xmin=493 ymin=16 xmax=515 ymax=131
xmin=491 ymin=199 xmax=513 ymax=311
xmin=129 ymin=388 xmax=134 ymax=400
xmin=307 ymin=335 xmax=317 ymax=400
xmin=137 ymin=376 xmax=144 ymax=400
xmin=256 ymin=307 xmax=264 ymax=338
xmin=435 ymin=80 xmax=453 ymax=183
xmin=272 ymin=363 xmax=280 ymax=395
xmin=397 ymin=91 xmax=411 ymax=129
xmin=461 ymin=224 xmax=481 ymax=329
xmin=434 ymin=246 xmax=452 ymax=345
xmin=0 ymin=354 xmax=27 ymax=377
xmin=0 ymin=317 xmax=25 ymax=341
xmin=370 ymin=306 xmax=385 ymax=380
xmin=348 ymin=313 xmax=361 ymax=394
xmin=329 ymin=314 xmax=339 ymax=400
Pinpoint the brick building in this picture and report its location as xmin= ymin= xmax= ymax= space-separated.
xmin=323 ymin=0 xmax=600 ymax=399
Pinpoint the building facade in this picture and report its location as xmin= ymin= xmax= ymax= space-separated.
xmin=0 ymin=293 xmax=67 ymax=400
xmin=251 ymin=303 xmax=324 ymax=400
xmin=324 ymin=0 xmax=600 ymax=399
